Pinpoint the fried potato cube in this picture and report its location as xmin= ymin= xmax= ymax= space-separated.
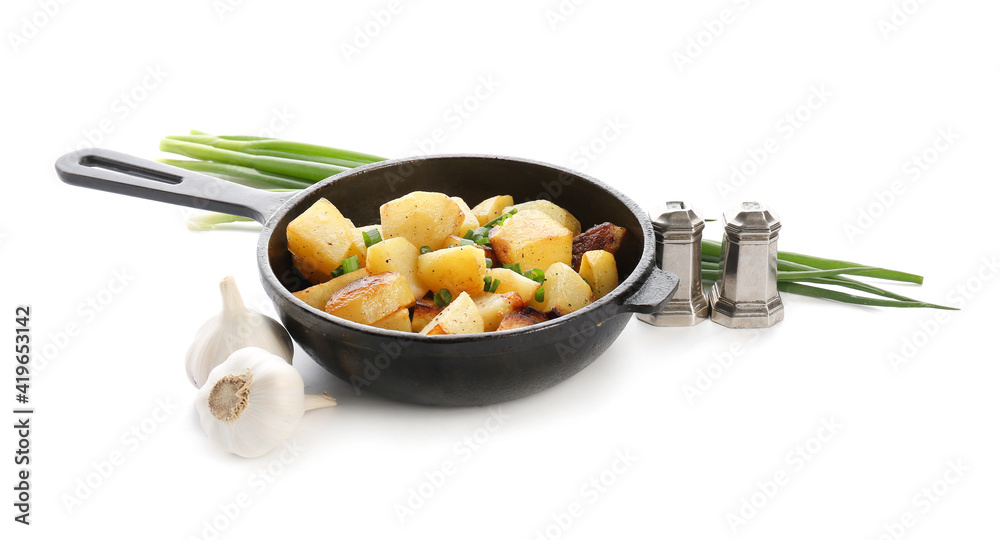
xmin=451 ymin=197 xmax=480 ymax=238
xmin=292 ymin=268 xmax=371 ymax=310
xmin=471 ymin=195 xmax=514 ymax=225
xmin=380 ymin=191 xmax=465 ymax=251
xmin=485 ymin=268 xmax=541 ymax=304
xmin=530 ymin=262 xmax=594 ymax=316
xmin=366 ymin=237 xmax=428 ymax=299
xmin=324 ymin=272 xmax=416 ymax=325
xmin=572 ymin=222 xmax=627 ymax=270
xmin=419 ymin=291 xmax=484 ymax=335
xmin=503 ymin=200 xmax=581 ymax=236
xmin=287 ymin=198 xmax=364 ymax=284
xmin=416 ymin=245 xmax=487 ymax=295
xmin=496 ymin=312 xmax=539 ymax=331
xmin=488 ymin=211 xmax=572 ymax=270
xmin=370 ymin=307 xmax=412 ymax=332
xmin=578 ymin=250 xmax=619 ymax=299
xmin=411 ymin=299 xmax=442 ymax=333
xmin=472 ymin=291 xmax=524 ymax=332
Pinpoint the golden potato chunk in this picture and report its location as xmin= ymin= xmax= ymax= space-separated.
xmin=324 ymin=272 xmax=416 ymax=326
xmin=488 ymin=211 xmax=572 ymax=271
xmin=366 ymin=237 xmax=428 ymax=299
xmin=572 ymin=222 xmax=627 ymax=270
xmin=473 ymin=291 xmax=524 ymax=332
xmin=370 ymin=307 xmax=412 ymax=332
xmin=471 ymin=195 xmax=514 ymax=226
xmin=485 ymin=268 xmax=541 ymax=304
xmin=416 ymin=245 xmax=487 ymax=295
xmin=496 ymin=312 xmax=540 ymax=331
xmin=292 ymin=268 xmax=371 ymax=310
xmin=349 ymin=224 xmax=382 ymax=266
xmin=419 ymin=291 xmax=484 ymax=335
xmin=503 ymin=201 xmax=581 ymax=236
xmin=530 ymin=262 xmax=594 ymax=316
xmin=578 ymin=250 xmax=619 ymax=299
xmin=451 ymin=197 xmax=480 ymax=238
xmin=411 ymin=299 xmax=442 ymax=333
xmin=287 ymin=198 xmax=364 ymax=284
xmin=380 ymin=191 xmax=465 ymax=251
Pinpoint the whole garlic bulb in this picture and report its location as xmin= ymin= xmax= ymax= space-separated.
xmin=195 ymin=347 xmax=336 ymax=458
xmin=186 ymin=276 xmax=294 ymax=388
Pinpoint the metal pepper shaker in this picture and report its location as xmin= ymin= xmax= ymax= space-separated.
xmin=708 ymin=202 xmax=784 ymax=328
xmin=638 ymin=202 xmax=710 ymax=326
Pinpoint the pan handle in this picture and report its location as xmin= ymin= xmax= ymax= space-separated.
xmin=619 ymin=267 xmax=679 ymax=314
xmin=55 ymin=148 xmax=291 ymax=223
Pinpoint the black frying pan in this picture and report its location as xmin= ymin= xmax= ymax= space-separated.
xmin=56 ymin=149 xmax=678 ymax=406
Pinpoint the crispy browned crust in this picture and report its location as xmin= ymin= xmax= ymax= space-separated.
xmin=497 ymin=312 xmax=539 ymax=331
xmin=572 ymin=222 xmax=626 ymax=271
xmin=519 ymin=307 xmax=551 ymax=323
xmin=324 ymin=272 xmax=397 ymax=314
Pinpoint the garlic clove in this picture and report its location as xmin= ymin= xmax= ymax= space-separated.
xmin=186 ymin=276 xmax=294 ymax=388
xmin=195 ymin=347 xmax=336 ymax=458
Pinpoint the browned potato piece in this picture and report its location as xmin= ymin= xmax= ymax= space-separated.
xmin=520 ymin=307 xmax=551 ymax=323
xmin=578 ymin=250 xmax=619 ymax=299
xmin=502 ymin=201 xmax=581 ymax=236
xmin=471 ymin=195 xmax=514 ymax=226
xmin=472 ymin=291 xmax=524 ymax=332
xmin=287 ymin=198 xmax=364 ymax=284
xmin=496 ymin=312 xmax=539 ymax=331
xmin=324 ymin=272 xmax=416 ymax=326
xmin=529 ymin=262 xmax=594 ymax=316
xmin=451 ymin=197 xmax=480 ymax=238
xmin=370 ymin=307 xmax=412 ymax=332
xmin=442 ymin=237 xmax=499 ymax=267
xmin=380 ymin=191 xmax=465 ymax=251
xmin=416 ymin=245 xmax=487 ymax=295
xmin=411 ymin=299 xmax=442 ymax=333
xmin=292 ymin=268 xmax=371 ymax=310
xmin=572 ymin=222 xmax=627 ymax=270
xmin=485 ymin=268 xmax=541 ymax=303
xmin=419 ymin=292 xmax=484 ymax=335
xmin=366 ymin=237 xmax=428 ymax=299
xmin=488 ymin=211 xmax=572 ymax=270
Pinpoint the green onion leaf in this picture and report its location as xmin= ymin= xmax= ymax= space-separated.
xmin=420 ymin=246 xmax=432 ymax=254
xmin=463 ymin=229 xmax=476 ymax=240
xmin=535 ymin=288 xmax=545 ymax=303
xmin=485 ymin=258 xmax=493 ymax=268
xmin=476 ymin=236 xmax=490 ymax=246
xmin=460 ymin=238 xmax=476 ymax=246
xmin=362 ymin=228 xmax=382 ymax=248
xmin=523 ymin=268 xmax=545 ymax=284
xmin=340 ymin=255 xmax=360 ymax=274
xmin=434 ymin=289 xmax=453 ymax=308
xmin=503 ymin=263 xmax=522 ymax=274
xmin=490 ymin=278 xmax=500 ymax=293
xmin=483 ymin=276 xmax=493 ymax=292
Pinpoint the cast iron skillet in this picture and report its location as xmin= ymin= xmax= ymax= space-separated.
xmin=56 ymin=149 xmax=678 ymax=406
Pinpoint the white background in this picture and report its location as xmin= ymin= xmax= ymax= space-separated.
xmin=3 ymin=0 xmax=999 ymax=538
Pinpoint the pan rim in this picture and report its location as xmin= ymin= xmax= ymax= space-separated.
xmin=256 ymin=153 xmax=656 ymax=343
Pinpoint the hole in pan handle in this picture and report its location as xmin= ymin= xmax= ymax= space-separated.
xmin=619 ymin=267 xmax=680 ymax=315
xmin=54 ymin=148 xmax=290 ymax=223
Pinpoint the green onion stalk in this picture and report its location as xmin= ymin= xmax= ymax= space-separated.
xmin=160 ymin=131 xmax=954 ymax=310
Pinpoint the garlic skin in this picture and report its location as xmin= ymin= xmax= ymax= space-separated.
xmin=186 ymin=276 xmax=294 ymax=388
xmin=195 ymin=347 xmax=336 ymax=458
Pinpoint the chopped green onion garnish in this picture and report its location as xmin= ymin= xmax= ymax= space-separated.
xmin=483 ymin=276 xmax=493 ymax=292
xmin=340 ymin=255 xmax=360 ymax=274
xmin=434 ymin=289 xmax=453 ymax=308
xmin=330 ymin=268 xmax=344 ymax=278
xmin=523 ymin=268 xmax=545 ymax=284
xmin=362 ymin=228 xmax=382 ymax=248
xmin=463 ymin=229 xmax=476 ymax=240
xmin=476 ymin=236 xmax=490 ymax=246
xmin=420 ymin=246 xmax=432 ymax=254
xmin=460 ymin=238 xmax=476 ymax=246
xmin=503 ymin=263 xmax=522 ymax=274
xmin=483 ymin=209 xmax=517 ymax=229
xmin=490 ymin=278 xmax=500 ymax=293
xmin=485 ymin=258 xmax=493 ymax=268
xmin=535 ymin=288 xmax=544 ymax=303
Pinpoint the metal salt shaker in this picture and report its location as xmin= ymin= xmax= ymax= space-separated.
xmin=637 ymin=202 xmax=710 ymax=326
xmin=708 ymin=202 xmax=784 ymax=328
